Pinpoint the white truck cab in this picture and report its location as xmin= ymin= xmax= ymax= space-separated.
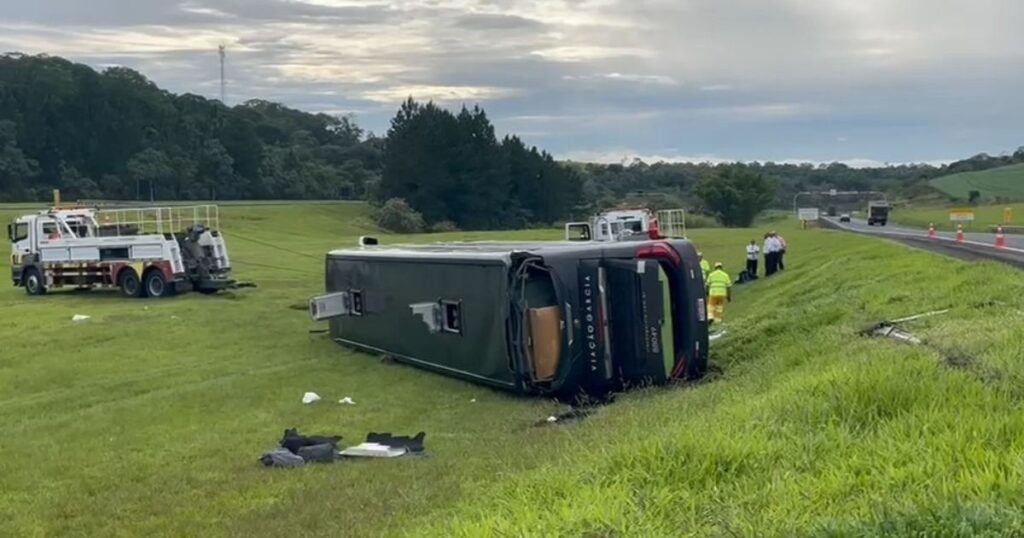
xmin=566 ymin=208 xmax=687 ymax=242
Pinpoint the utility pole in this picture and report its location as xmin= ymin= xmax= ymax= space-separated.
xmin=218 ymin=44 xmax=226 ymax=104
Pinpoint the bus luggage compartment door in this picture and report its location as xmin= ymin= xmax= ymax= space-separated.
xmin=604 ymin=259 xmax=668 ymax=386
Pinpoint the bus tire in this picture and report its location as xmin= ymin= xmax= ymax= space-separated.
xmin=24 ymin=268 xmax=46 ymax=296
xmin=119 ymin=268 xmax=143 ymax=298
xmin=143 ymin=269 xmax=171 ymax=298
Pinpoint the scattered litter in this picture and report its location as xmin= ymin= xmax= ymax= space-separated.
xmin=340 ymin=443 xmax=406 ymax=458
xmin=709 ymin=330 xmax=728 ymax=342
xmin=537 ymin=407 xmax=597 ymax=427
xmin=869 ymin=325 xmax=922 ymax=345
xmin=261 ymin=429 xmax=426 ymax=467
xmin=296 ymin=443 xmax=337 ymax=463
xmin=367 ymin=432 xmax=426 ymax=453
xmin=889 ymin=309 xmax=950 ymax=324
xmin=259 ymin=448 xmax=306 ymax=468
xmin=340 ymin=432 xmax=426 ymax=458
xmin=261 ymin=428 xmax=344 ymax=467
xmin=170 ymin=315 xmax=180 ymax=320
xmin=862 ymin=308 xmax=948 ymax=346
xmin=301 ymin=392 xmax=321 ymax=404
xmin=280 ymin=428 xmax=342 ymax=454
xmin=470 ymin=398 xmax=477 ymax=403
xmin=338 ymin=397 xmax=356 ymax=405
xmin=71 ymin=314 xmax=91 ymax=322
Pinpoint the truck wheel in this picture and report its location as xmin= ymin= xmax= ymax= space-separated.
xmin=144 ymin=270 xmax=171 ymax=298
xmin=119 ymin=268 xmax=143 ymax=298
xmin=24 ymin=269 xmax=46 ymax=296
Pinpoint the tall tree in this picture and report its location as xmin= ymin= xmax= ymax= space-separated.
xmin=695 ymin=166 xmax=776 ymax=227
xmin=126 ymin=148 xmax=173 ymax=201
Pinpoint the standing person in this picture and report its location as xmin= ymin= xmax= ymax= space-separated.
xmin=762 ymin=233 xmax=777 ymax=276
xmin=698 ymin=251 xmax=710 ymax=283
xmin=775 ymin=232 xmax=787 ymax=271
xmin=706 ymin=262 xmax=732 ymax=324
xmin=745 ymin=240 xmax=760 ymax=279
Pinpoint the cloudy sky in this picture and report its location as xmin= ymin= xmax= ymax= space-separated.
xmin=2 ymin=0 xmax=1022 ymax=165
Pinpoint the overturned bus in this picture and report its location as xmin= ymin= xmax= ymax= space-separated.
xmin=309 ymin=239 xmax=709 ymax=397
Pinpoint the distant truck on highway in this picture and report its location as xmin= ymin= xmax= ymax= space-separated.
xmin=867 ymin=201 xmax=890 ymax=226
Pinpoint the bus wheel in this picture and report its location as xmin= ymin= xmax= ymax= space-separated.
xmin=144 ymin=270 xmax=171 ymax=298
xmin=24 ymin=268 xmax=47 ymax=296
xmin=119 ymin=268 xmax=143 ymax=298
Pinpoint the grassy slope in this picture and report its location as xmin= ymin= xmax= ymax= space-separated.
xmin=930 ymin=164 xmax=1024 ymax=202
xmin=2 ymin=204 xmax=1024 ymax=536
xmin=890 ymin=203 xmax=1024 ymax=231
xmin=432 ymin=230 xmax=1024 ymax=535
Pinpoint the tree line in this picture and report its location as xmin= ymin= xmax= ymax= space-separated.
xmin=0 ymin=54 xmax=381 ymax=202
xmin=376 ymin=99 xmax=582 ymax=230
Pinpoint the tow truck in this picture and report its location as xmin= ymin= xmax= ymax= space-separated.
xmin=565 ymin=208 xmax=686 ymax=242
xmin=8 ymin=199 xmax=233 ymax=297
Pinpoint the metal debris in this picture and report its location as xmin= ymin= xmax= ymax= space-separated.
xmin=870 ymin=325 xmax=922 ymax=345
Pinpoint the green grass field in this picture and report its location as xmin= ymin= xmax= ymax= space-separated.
xmin=930 ymin=163 xmax=1024 ymax=202
xmin=890 ymin=203 xmax=1024 ymax=231
xmin=3 ymin=203 xmax=1024 ymax=536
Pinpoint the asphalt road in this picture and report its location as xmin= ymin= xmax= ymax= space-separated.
xmin=822 ymin=217 xmax=1024 ymax=268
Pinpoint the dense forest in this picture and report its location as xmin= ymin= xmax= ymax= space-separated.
xmin=0 ymin=53 xmax=381 ymax=202
xmin=378 ymin=99 xmax=582 ymax=230
xmin=2 ymin=53 xmax=1022 ymax=228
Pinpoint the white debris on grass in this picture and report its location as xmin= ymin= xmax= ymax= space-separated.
xmin=302 ymin=392 xmax=321 ymax=404
xmin=338 ymin=397 xmax=356 ymax=405
xmin=546 ymin=415 xmax=559 ymax=423
xmin=71 ymin=314 xmax=91 ymax=322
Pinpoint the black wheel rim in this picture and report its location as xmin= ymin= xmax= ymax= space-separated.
xmin=125 ymin=277 xmax=138 ymax=295
xmin=27 ymin=275 xmax=39 ymax=292
xmin=148 ymin=277 xmax=164 ymax=296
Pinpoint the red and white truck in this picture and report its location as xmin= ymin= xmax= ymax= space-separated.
xmin=8 ymin=204 xmax=233 ymax=297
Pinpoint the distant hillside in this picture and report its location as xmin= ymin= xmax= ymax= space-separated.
xmin=929 ymin=163 xmax=1024 ymax=202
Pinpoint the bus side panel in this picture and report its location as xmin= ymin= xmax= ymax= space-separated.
xmin=326 ymin=257 xmax=518 ymax=390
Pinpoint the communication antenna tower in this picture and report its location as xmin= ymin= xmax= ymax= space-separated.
xmin=218 ymin=44 xmax=226 ymax=103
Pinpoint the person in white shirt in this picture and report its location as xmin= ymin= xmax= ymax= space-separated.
xmin=775 ymin=232 xmax=787 ymax=271
xmin=763 ymin=233 xmax=782 ymax=276
xmin=745 ymin=240 xmax=760 ymax=278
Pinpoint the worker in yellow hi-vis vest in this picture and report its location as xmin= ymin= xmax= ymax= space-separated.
xmin=706 ymin=262 xmax=732 ymax=324
xmin=698 ymin=251 xmax=710 ymax=282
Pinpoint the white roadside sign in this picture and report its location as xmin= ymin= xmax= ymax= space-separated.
xmin=797 ymin=208 xmax=820 ymax=221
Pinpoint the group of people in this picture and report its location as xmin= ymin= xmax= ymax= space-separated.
xmin=697 ymin=230 xmax=789 ymax=325
xmin=744 ymin=231 xmax=787 ymax=278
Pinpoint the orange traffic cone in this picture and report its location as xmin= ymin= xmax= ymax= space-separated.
xmin=956 ymin=224 xmax=965 ymax=244
xmin=928 ymin=223 xmax=936 ymax=239
xmin=996 ymin=226 xmax=1007 ymax=249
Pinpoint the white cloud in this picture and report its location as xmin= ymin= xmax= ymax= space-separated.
xmin=360 ymin=84 xmax=516 ymax=104
xmin=529 ymin=46 xmax=653 ymax=62
xmin=558 ymin=149 xmax=952 ymax=169
xmin=0 ymin=0 xmax=1020 ymax=162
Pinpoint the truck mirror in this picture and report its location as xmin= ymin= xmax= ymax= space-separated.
xmin=565 ymin=223 xmax=592 ymax=241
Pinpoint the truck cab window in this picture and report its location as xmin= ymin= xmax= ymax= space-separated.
xmin=10 ymin=223 xmax=28 ymax=242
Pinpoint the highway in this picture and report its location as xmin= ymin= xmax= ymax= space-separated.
xmin=822 ymin=217 xmax=1024 ymax=267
